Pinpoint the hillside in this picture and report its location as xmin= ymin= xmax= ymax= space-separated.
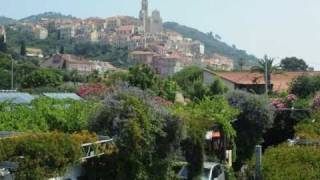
xmin=20 ymin=12 xmax=77 ymax=23
xmin=0 ymin=16 xmax=16 ymax=25
xmin=164 ymin=22 xmax=258 ymax=66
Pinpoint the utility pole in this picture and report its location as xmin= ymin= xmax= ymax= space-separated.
xmin=255 ymin=145 xmax=262 ymax=180
xmin=265 ymin=61 xmax=268 ymax=95
xmin=10 ymin=55 xmax=14 ymax=90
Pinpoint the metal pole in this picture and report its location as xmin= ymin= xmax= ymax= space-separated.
xmin=265 ymin=61 xmax=268 ymax=95
xmin=11 ymin=55 xmax=14 ymax=90
xmin=255 ymin=145 xmax=262 ymax=180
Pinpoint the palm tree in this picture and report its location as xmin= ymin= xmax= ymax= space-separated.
xmin=238 ymin=58 xmax=246 ymax=71
xmin=251 ymin=55 xmax=280 ymax=93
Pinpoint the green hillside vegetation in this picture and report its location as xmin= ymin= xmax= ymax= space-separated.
xmin=20 ymin=12 xmax=77 ymax=22
xmin=164 ymin=22 xmax=258 ymax=67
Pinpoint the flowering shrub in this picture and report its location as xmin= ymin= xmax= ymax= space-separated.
xmin=271 ymin=94 xmax=297 ymax=109
xmin=271 ymin=99 xmax=287 ymax=109
xmin=286 ymin=94 xmax=297 ymax=102
xmin=77 ymin=83 xmax=107 ymax=98
xmin=312 ymin=94 xmax=320 ymax=111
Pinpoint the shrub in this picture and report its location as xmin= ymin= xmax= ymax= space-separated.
xmin=0 ymin=132 xmax=93 ymax=179
xmin=88 ymin=86 xmax=182 ymax=179
xmin=262 ymin=145 xmax=320 ymax=180
xmin=295 ymin=110 xmax=320 ymax=140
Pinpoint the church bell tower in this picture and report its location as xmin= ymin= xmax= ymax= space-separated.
xmin=139 ymin=0 xmax=149 ymax=34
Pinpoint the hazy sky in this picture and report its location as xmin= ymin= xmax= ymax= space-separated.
xmin=1 ymin=0 xmax=320 ymax=69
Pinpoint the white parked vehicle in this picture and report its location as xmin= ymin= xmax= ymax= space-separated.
xmin=178 ymin=162 xmax=225 ymax=180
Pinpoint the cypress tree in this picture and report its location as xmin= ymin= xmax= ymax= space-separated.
xmin=20 ymin=40 xmax=26 ymax=56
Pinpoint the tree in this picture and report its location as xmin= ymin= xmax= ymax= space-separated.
xmin=128 ymin=64 xmax=159 ymax=91
xmin=88 ymin=86 xmax=182 ymax=179
xmin=251 ymin=55 xmax=279 ymax=93
xmin=226 ymin=91 xmax=275 ymax=169
xmin=20 ymin=40 xmax=26 ymax=56
xmin=238 ymin=58 xmax=246 ymax=71
xmin=0 ymin=68 xmax=10 ymax=89
xmin=209 ymin=79 xmax=228 ymax=96
xmin=173 ymin=66 xmax=204 ymax=99
xmin=21 ymin=69 xmax=63 ymax=88
xmin=290 ymin=75 xmax=320 ymax=98
xmin=280 ymin=57 xmax=308 ymax=72
xmin=158 ymin=78 xmax=180 ymax=101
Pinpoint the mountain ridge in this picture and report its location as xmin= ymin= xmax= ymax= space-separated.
xmin=0 ymin=16 xmax=16 ymax=25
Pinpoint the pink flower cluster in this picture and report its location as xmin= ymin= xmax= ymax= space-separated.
xmin=77 ymin=84 xmax=107 ymax=97
xmin=287 ymin=94 xmax=297 ymax=102
xmin=312 ymin=95 xmax=320 ymax=110
xmin=271 ymin=99 xmax=287 ymax=109
xmin=271 ymin=94 xmax=298 ymax=109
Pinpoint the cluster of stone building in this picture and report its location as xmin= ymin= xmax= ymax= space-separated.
xmin=41 ymin=53 xmax=117 ymax=74
xmin=3 ymin=0 xmax=234 ymax=76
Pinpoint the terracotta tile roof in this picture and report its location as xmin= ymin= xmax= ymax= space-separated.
xmin=206 ymin=70 xmax=320 ymax=92
xmin=117 ymin=25 xmax=135 ymax=31
xmin=130 ymin=51 xmax=157 ymax=56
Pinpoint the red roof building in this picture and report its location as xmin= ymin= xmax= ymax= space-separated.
xmin=204 ymin=69 xmax=320 ymax=93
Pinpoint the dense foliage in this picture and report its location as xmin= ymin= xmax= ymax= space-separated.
xmin=280 ymin=57 xmax=308 ymax=71
xmin=209 ymin=79 xmax=228 ymax=96
xmin=0 ymin=132 xmax=93 ymax=179
xmin=172 ymin=66 xmax=205 ymax=100
xmin=262 ymin=145 xmax=320 ymax=180
xmin=128 ymin=64 xmax=159 ymax=91
xmin=87 ymin=86 xmax=182 ymax=179
xmin=128 ymin=64 xmax=180 ymax=101
xmin=0 ymin=98 xmax=99 ymax=133
xmin=0 ymin=52 xmax=39 ymax=89
xmin=226 ymin=91 xmax=275 ymax=169
xmin=290 ymin=75 xmax=320 ymax=98
xmin=21 ymin=69 xmax=63 ymax=88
